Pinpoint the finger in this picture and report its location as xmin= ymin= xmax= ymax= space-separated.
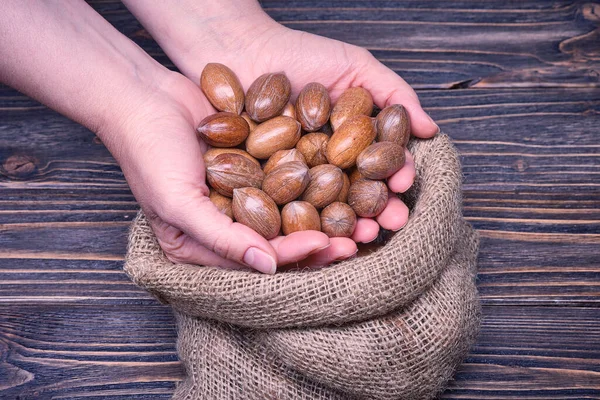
xmin=163 ymin=194 xmax=278 ymax=274
xmin=376 ymin=193 xmax=410 ymax=231
xmin=357 ymin=56 xmax=439 ymax=138
xmin=387 ymin=149 xmax=416 ymax=193
xmin=281 ymin=237 xmax=358 ymax=270
xmin=351 ymin=218 xmax=380 ymax=243
xmin=269 ymin=230 xmax=331 ymax=265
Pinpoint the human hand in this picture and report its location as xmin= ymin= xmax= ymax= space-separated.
xmin=124 ymin=1 xmax=439 ymax=245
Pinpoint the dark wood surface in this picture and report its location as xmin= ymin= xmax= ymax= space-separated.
xmin=1 ymin=1 xmax=599 ymax=398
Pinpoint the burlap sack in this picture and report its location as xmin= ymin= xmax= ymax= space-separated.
xmin=124 ymin=133 xmax=480 ymax=399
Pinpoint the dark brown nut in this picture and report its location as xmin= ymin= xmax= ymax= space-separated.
xmin=325 ymin=115 xmax=376 ymax=169
xmin=245 ymin=72 xmax=291 ymax=122
xmin=376 ymin=104 xmax=411 ymax=146
xmin=246 ymin=116 xmax=301 ymax=159
xmin=302 ymin=164 xmax=344 ymax=208
xmin=262 ymin=149 xmax=307 ymax=175
xmin=356 ymin=142 xmax=406 ymax=180
xmin=206 ymin=153 xmax=264 ymax=197
xmin=204 ymin=148 xmax=260 ymax=167
xmin=200 ymin=63 xmax=245 ymax=114
xmin=232 ymin=187 xmax=281 ymax=239
xmin=330 ymin=87 xmax=373 ymax=131
xmin=296 ymin=132 xmax=329 ymax=168
xmin=280 ymin=102 xmax=297 ymax=120
xmin=197 ymin=112 xmax=249 ymax=148
xmin=241 ymin=112 xmax=258 ymax=132
xmin=296 ymin=82 xmax=331 ymax=132
xmin=336 ymin=172 xmax=350 ymax=203
xmin=348 ymin=167 xmax=366 ymax=184
xmin=209 ymin=189 xmax=233 ymax=219
xmin=320 ymin=202 xmax=356 ymax=237
xmin=348 ymin=179 xmax=388 ymax=218
xmin=262 ymin=161 xmax=310 ymax=205
xmin=281 ymin=201 xmax=321 ymax=235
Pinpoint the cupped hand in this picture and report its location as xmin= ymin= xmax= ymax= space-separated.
xmin=173 ymin=21 xmax=438 ymax=246
xmin=104 ymin=72 xmax=356 ymax=273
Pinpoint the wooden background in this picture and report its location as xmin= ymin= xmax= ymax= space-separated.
xmin=1 ymin=1 xmax=599 ymax=398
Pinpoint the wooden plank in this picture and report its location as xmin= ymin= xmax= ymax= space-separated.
xmin=0 ymin=305 xmax=598 ymax=399
xmin=81 ymin=0 xmax=600 ymax=89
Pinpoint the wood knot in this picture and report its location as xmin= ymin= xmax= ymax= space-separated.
xmin=581 ymin=3 xmax=600 ymax=23
xmin=513 ymin=159 xmax=528 ymax=172
xmin=2 ymin=154 xmax=38 ymax=179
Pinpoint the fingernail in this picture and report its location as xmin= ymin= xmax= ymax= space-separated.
xmin=427 ymin=114 xmax=440 ymax=134
xmin=335 ymin=249 xmax=358 ymax=261
xmin=308 ymin=244 xmax=331 ymax=256
xmin=243 ymin=247 xmax=276 ymax=275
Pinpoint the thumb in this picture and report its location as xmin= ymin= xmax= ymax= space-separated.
xmin=159 ymin=193 xmax=278 ymax=274
xmin=356 ymin=52 xmax=439 ymax=138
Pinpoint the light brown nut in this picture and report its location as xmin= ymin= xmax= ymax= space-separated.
xmin=206 ymin=153 xmax=264 ymax=197
xmin=320 ymin=202 xmax=356 ymax=237
xmin=232 ymin=187 xmax=281 ymax=239
xmin=262 ymin=161 xmax=310 ymax=205
xmin=302 ymin=164 xmax=344 ymax=209
xmin=200 ymin=63 xmax=245 ymax=114
xmin=296 ymin=82 xmax=331 ymax=132
xmin=246 ymin=116 xmax=301 ymax=159
xmin=262 ymin=149 xmax=307 ymax=175
xmin=330 ymin=87 xmax=373 ymax=131
xmin=348 ymin=179 xmax=388 ymax=218
xmin=376 ymin=104 xmax=411 ymax=146
xmin=204 ymin=148 xmax=260 ymax=167
xmin=241 ymin=112 xmax=258 ymax=132
xmin=336 ymin=172 xmax=350 ymax=203
xmin=281 ymin=201 xmax=321 ymax=235
xmin=356 ymin=142 xmax=406 ymax=180
xmin=245 ymin=72 xmax=291 ymax=122
xmin=325 ymin=115 xmax=376 ymax=169
xmin=209 ymin=189 xmax=233 ymax=219
xmin=295 ymin=132 xmax=329 ymax=168
xmin=197 ymin=112 xmax=249 ymax=148
xmin=280 ymin=102 xmax=297 ymax=120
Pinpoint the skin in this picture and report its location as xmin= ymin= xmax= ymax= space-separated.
xmin=0 ymin=0 xmax=438 ymax=274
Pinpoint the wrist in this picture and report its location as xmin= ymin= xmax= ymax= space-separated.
xmin=123 ymin=0 xmax=283 ymax=82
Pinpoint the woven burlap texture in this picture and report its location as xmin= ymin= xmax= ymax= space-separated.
xmin=124 ymin=133 xmax=480 ymax=399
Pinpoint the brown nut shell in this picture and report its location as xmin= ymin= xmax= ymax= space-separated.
xmin=348 ymin=167 xmax=366 ymax=184
xmin=209 ymin=189 xmax=233 ymax=219
xmin=336 ymin=172 xmax=351 ymax=203
xmin=376 ymin=104 xmax=411 ymax=146
xmin=348 ymin=179 xmax=388 ymax=218
xmin=197 ymin=112 xmax=249 ymax=148
xmin=206 ymin=153 xmax=264 ymax=197
xmin=330 ymin=87 xmax=373 ymax=131
xmin=302 ymin=164 xmax=344 ymax=208
xmin=204 ymin=148 xmax=260 ymax=167
xmin=200 ymin=63 xmax=245 ymax=114
xmin=232 ymin=187 xmax=281 ymax=239
xmin=245 ymin=72 xmax=291 ymax=122
xmin=356 ymin=142 xmax=406 ymax=180
xmin=246 ymin=116 xmax=301 ymax=159
xmin=296 ymin=82 xmax=331 ymax=132
xmin=296 ymin=132 xmax=329 ymax=168
xmin=241 ymin=112 xmax=258 ymax=132
xmin=263 ymin=149 xmax=307 ymax=175
xmin=281 ymin=201 xmax=321 ymax=235
xmin=321 ymin=202 xmax=356 ymax=237
xmin=280 ymin=102 xmax=297 ymax=120
xmin=325 ymin=115 xmax=376 ymax=169
xmin=262 ymin=161 xmax=310 ymax=205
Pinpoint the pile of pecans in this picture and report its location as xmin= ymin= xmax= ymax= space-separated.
xmin=198 ymin=63 xmax=411 ymax=240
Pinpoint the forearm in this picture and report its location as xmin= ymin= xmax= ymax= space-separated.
xmin=121 ymin=0 xmax=278 ymax=82
xmin=0 ymin=0 xmax=168 ymax=150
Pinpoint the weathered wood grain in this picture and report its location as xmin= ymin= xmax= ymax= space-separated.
xmin=81 ymin=0 xmax=600 ymax=89
xmin=0 ymin=305 xmax=598 ymax=399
